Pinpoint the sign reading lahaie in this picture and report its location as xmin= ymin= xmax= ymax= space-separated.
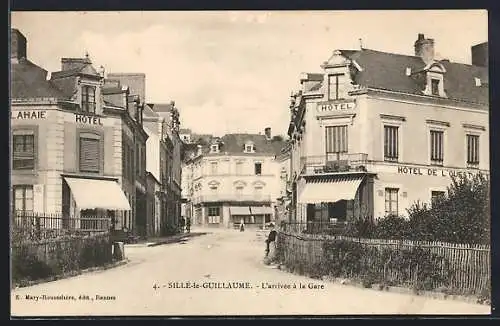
xmin=316 ymin=100 xmax=356 ymax=117
xmin=11 ymin=110 xmax=47 ymax=120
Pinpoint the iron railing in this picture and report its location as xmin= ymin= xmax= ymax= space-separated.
xmin=300 ymin=153 xmax=368 ymax=175
xmin=11 ymin=211 xmax=111 ymax=242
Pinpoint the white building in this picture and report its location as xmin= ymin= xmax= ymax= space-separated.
xmin=183 ymin=128 xmax=285 ymax=228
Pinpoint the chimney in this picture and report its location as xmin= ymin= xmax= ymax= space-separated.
xmin=471 ymin=42 xmax=488 ymax=67
xmin=265 ymin=127 xmax=272 ymax=140
xmin=11 ymin=29 xmax=27 ymax=61
xmin=61 ymin=57 xmax=91 ymax=71
xmin=414 ymin=33 xmax=435 ymax=65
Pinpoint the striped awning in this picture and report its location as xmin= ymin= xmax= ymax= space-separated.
xmin=229 ymin=206 xmax=251 ymax=215
xmin=298 ymin=175 xmax=364 ymax=204
xmin=250 ymin=206 xmax=273 ymax=215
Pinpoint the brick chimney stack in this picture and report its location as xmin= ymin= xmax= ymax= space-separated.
xmin=414 ymin=33 xmax=435 ymax=65
xmin=11 ymin=29 xmax=27 ymax=62
xmin=264 ymin=127 xmax=272 ymax=140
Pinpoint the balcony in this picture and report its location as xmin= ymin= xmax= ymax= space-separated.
xmin=300 ymin=153 xmax=368 ymax=175
xmin=192 ymin=194 xmax=272 ymax=204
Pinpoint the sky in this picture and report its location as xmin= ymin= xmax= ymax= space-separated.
xmin=11 ymin=10 xmax=488 ymax=137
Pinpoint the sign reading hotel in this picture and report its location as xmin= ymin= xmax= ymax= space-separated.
xmin=397 ymin=165 xmax=488 ymax=179
xmin=75 ymin=114 xmax=103 ymax=126
xmin=316 ymin=100 xmax=356 ymax=116
xmin=11 ymin=110 xmax=47 ymax=120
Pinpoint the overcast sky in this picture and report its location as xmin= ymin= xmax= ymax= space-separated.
xmin=11 ymin=10 xmax=487 ymax=137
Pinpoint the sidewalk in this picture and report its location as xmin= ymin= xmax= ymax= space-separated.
xmin=125 ymin=231 xmax=208 ymax=247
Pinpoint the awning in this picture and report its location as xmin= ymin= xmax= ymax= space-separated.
xmin=250 ymin=206 xmax=273 ymax=215
xmin=298 ymin=175 xmax=364 ymax=204
xmin=229 ymin=206 xmax=251 ymax=215
xmin=64 ymin=177 xmax=131 ymax=211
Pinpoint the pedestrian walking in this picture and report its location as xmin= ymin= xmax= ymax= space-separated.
xmin=239 ymin=218 xmax=245 ymax=232
xmin=186 ymin=217 xmax=191 ymax=233
xmin=265 ymin=223 xmax=277 ymax=257
xmin=180 ymin=217 xmax=186 ymax=233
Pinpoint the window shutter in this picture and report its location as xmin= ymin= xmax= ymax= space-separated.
xmin=80 ymin=138 xmax=100 ymax=172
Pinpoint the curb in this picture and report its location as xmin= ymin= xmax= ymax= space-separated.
xmin=147 ymin=232 xmax=208 ymax=247
xmin=12 ymin=259 xmax=129 ymax=290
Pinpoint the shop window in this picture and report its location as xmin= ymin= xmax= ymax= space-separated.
xmin=13 ymin=185 xmax=34 ymax=212
xmin=79 ymin=134 xmax=100 ymax=173
xmin=384 ymin=126 xmax=399 ymax=161
xmin=466 ymin=134 xmax=480 ymax=166
xmin=13 ymin=132 xmax=35 ymax=170
xmin=430 ymin=130 xmax=444 ymax=165
xmin=81 ymin=85 xmax=96 ymax=114
xmin=208 ymin=206 xmax=220 ymax=224
xmin=384 ymin=188 xmax=399 ymax=216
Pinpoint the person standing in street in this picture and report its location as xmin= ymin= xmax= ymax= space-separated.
xmin=265 ymin=223 xmax=277 ymax=257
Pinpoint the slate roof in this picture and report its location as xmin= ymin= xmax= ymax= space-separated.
xmin=205 ymin=133 xmax=286 ymax=156
xmin=147 ymin=103 xmax=174 ymax=112
xmin=308 ymin=48 xmax=488 ymax=106
xmin=11 ymin=59 xmax=67 ymax=99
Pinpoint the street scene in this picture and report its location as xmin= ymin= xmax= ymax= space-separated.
xmin=10 ymin=10 xmax=491 ymax=317
xmin=10 ymin=228 xmax=490 ymax=316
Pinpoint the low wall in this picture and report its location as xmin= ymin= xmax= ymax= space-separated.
xmin=11 ymin=233 xmax=113 ymax=285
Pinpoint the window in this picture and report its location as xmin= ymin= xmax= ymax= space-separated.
xmin=210 ymin=162 xmax=218 ymax=175
xmin=467 ymin=134 xmax=479 ymax=165
xmin=79 ymin=136 xmax=100 ymax=173
xmin=208 ymin=207 xmax=220 ymax=224
xmin=430 ymin=130 xmax=444 ymax=164
xmin=325 ymin=125 xmax=348 ymax=160
xmin=13 ymin=185 xmax=34 ymax=212
xmin=431 ymin=191 xmax=446 ymax=205
xmin=13 ymin=133 xmax=35 ymax=169
xmin=384 ymin=126 xmax=399 ymax=161
xmin=209 ymin=186 xmax=218 ymax=194
xmin=431 ymin=79 xmax=440 ymax=96
xmin=254 ymin=162 xmax=262 ymax=175
xmin=328 ymin=74 xmax=345 ymax=100
xmin=210 ymin=144 xmax=219 ymax=153
xmin=235 ymin=187 xmax=243 ymax=197
xmin=254 ymin=187 xmax=263 ymax=197
xmin=236 ymin=161 xmax=243 ymax=175
xmin=81 ymin=85 xmax=96 ymax=113
xmin=244 ymin=144 xmax=254 ymax=153
xmin=384 ymin=188 xmax=399 ymax=216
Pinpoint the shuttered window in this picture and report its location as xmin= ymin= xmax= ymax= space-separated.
xmin=79 ymin=137 xmax=100 ymax=172
xmin=384 ymin=188 xmax=399 ymax=216
xmin=325 ymin=125 xmax=348 ymax=155
xmin=466 ymin=134 xmax=479 ymax=165
xmin=430 ymin=130 xmax=444 ymax=164
xmin=384 ymin=126 xmax=399 ymax=161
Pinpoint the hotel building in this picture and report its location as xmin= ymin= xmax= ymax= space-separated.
xmin=287 ymin=34 xmax=489 ymax=223
xmin=10 ymin=29 xmax=149 ymax=233
xmin=182 ymin=129 xmax=285 ymax=228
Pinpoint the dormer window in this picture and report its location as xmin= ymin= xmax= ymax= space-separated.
xmin=81 ymin=85 xmax=96 ymax=114
xmin=431 ymin=79 xmax=440 ymax=96
xmin=328 ymin=74 xmax=345 ymax=100
xmin=244 ymin=142 xmax=255 ymax=153
xmin=210 ymin=144 xmax=219 ymax=153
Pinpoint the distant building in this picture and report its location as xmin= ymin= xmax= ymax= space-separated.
xmin=287 ymin=33 xmax=489 ymax=225
xmin=182 ymin=128 xmax=285 ymax=228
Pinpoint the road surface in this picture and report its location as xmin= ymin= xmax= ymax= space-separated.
xmin=11 ymin=227 xmax=490 ymax=316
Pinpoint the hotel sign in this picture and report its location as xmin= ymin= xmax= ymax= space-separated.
xmin=397 ymin=166 xmax=488 ymax=179
xmin=316 ymin=100 xmax=356 ymax=117
xmin=11 ymin=110 xmax=47 ymax=120
xmin=75 ymin=114 xmax=103 ymax=126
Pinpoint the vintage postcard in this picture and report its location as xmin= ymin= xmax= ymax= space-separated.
xmin=10 ymin=10 xmax=491 ymax=317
